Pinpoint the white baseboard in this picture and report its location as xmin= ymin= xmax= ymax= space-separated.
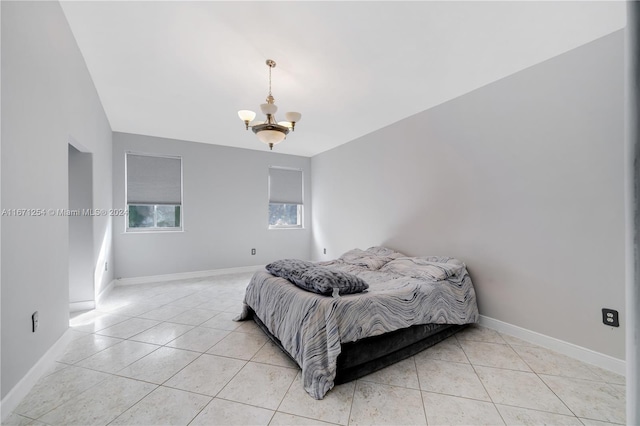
xmin=0 ymin=328 xmax=75 ymax=422
xmin=479 ymin=315 xmax=626 ymax=375
xmin=115 ymin=265 xmax=265 ymax=286
xmin=69 ymin=300 xmax=96 ymax=312
xmin=69 ymin=279 xmax=116 ymax=312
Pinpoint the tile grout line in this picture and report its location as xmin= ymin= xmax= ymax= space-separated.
xmin=413 ymin=355 xmax=430 ymax=426
xmin=499 ymin=331 xmax=581 ymax=421
xmin=455 ymin=333 xmax=508 ymax=425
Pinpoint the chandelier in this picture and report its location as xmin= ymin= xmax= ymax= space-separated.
xmin=238 ymin=59 xmax=301 ymax=150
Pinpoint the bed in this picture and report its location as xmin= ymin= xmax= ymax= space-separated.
xmin=235 ymin=246 xmax=479 ymax=399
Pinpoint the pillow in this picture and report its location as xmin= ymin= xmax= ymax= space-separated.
xmin=265 ymin=259 xmax=315 ymax=283
xmin=380 ymin=257 xmax=464 ymax=281
xmin=293 ymin=266 xmax=369 ymax=296
xmin=365 ymin=246 xmax=405 ymax=259
xmin=339 ymin=248 xmax=392 ymax=270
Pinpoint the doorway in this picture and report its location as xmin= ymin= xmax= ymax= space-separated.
xmin=68 ymin=144 xmax=94 ymax=312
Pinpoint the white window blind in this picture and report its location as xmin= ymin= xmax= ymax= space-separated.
xmin=126 ymin=153 xmax=182 ymax=205
xmin=269 ymin=167 xmax=303 ymax=204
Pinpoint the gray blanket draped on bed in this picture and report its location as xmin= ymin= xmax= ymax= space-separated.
xmin=236 ymin=251 xmax=479 ymax=399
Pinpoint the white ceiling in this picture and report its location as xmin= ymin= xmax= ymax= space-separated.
xmin=60 ymin=1 xmax=626 ymax=157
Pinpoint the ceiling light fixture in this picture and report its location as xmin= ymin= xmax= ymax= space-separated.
xmin=238 ymin=59 xmax=301 ymax=150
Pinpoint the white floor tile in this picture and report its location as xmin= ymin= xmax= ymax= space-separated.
xmin=414 ymin=336 xmax=469 ymax=364
xmin=167 ymin=307 xmax=220 ymax=325
xmin=459 ymin=340 xmax=531 ymax=371
xmin=117 ymin=346 xmax=199 ymax=384
xmin=217 ymin=362 xmax=298 ymax=410
xmin=359 ymin=357 xmax=420 ymax=389
xmin=278 ymin=372 xmax=354 ymax=425
xmin=456 ymin=325 xmax=506 ymax=344
xmin=415 ymin=358 xmax=490 ymax=401
xmin=166 ymin=326 xmax=230 ymax=352
xmin=496 ymin=404 xmax=584 ymax=425
xmin=38 ymin=376 xmax=156 ymax=426
xmin=540 ymin=374 xmax=626 ymax=424
xmin=69 ymin=311 xmax=130 ymax=333
xmin=349 ymin=381 xmax=426 ymax=426
xmin=475 ymin=366 xmax=572 ymax=415
xmin=103 ymin=302 xmax=160 ymax=318
xmin=207 ymin=330 xmax=269 ymax=360
xmin=13 ymin=366 xmax=109 ymax=419
xmin=422 ymin=392 xmax=505 ymax=425
xmin=269 ymin=412 xmax=338 ymax=426
xmin=128 ymin=321 xmax=194 ymax=345
xmin=55 ymin=333 xmax=122 ymax=364
xmin=251 ymin=341 xmax=299 ymax=369
xmin=76 ymin=340 xmax=160 ymax=373
xmin=164 ymin=353 xmax=246 ymax=396
xmin=137 ymin=304 xmax=189 ymax=321
xmin=95 ymin=317 xmax=160 ymax=339
xmin=110 ymin=385 xmax=211 ymax=425
xmin=200 ymin=311 xmax=244 ymax=331
xmin=511 ymin=345 xmax=603 ymax=380
xmin=190 ymin=397 xmax=274 ymax=426
xmin=1 ymin=413 xmax=46 ymax=425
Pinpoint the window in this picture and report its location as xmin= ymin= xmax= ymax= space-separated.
xmin=268 ymin=167 xmax=303 ymax=229
xmin=126 ymin=153 xmax=182 ymax=231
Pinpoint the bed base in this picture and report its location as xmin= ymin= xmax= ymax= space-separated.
xmin=247 ymin=308 xmax=467 ymax=385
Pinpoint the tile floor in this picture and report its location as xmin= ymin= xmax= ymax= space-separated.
xmin=3 ymin=272 xmax=626 ymax=425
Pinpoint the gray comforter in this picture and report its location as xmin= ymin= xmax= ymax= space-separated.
xmin=236 ymin=247 xmax=479 ymax=399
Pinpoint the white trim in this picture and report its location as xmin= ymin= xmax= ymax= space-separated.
xmin=69 ymin=300 xmax=95 ymax=312
xmin=479 ymin=315 xmax=626 ymax=375
xmin=115 ymin=265 xmax=265 ymax=286
xmin=0 ymin=328 xmax=75 ymax=422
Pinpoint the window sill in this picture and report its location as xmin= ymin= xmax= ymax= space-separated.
xmin=268 ymin=227 xmax=305 ymax=230
xmin=124 ymin=229 xmax=184 ymax=234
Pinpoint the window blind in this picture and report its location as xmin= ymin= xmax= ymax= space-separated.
xmin=269 ymin=167 xmax=303 ymax=205
xmin=126 ymin=153 xmax=182 ymax=205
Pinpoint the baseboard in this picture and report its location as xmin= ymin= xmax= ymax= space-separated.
xmin=0 ymin=328 xmax=75 ymax=422
xmin=68 ymin=300 xmax=96 ymax=312
xmin=479 ymin=315 xmax=626 ymax=375
xmin=115 ymin=265 xmax=265 ymax=286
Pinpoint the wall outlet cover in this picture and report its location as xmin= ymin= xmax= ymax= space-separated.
xmin=601 ymin=308 xmax=619 ymax=327
xmin=32 ymin=311 xmax=39 ymax=332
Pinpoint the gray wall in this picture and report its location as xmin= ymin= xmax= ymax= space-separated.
xmin=1 ymin=1 xmax=113 ymax=398
xmin=311 ymin=31 xmax=625 ymax=359
xmin=112 ymin=132 xmax=311 ymax=279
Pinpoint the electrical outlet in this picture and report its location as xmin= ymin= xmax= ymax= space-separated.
xmin=602 ymin=308 xmax=619 ymax=327
xmin=251 ymin=248 xmax=256 ymax=255
xmin=104 ymin=262 xmax=108 ymax=271
xmin=32 ymin=311 xmax=39 ymax=332
xmin=323 ymin=248 xmax=327 ymax=255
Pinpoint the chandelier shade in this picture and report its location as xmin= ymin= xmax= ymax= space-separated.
xmin=255 ymin=129 xmax=287 ymax=145
xmin=238 ymin=110 xmax=256 ymax=124
xmin=238 ymin=59 xmax=301 ymax=150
